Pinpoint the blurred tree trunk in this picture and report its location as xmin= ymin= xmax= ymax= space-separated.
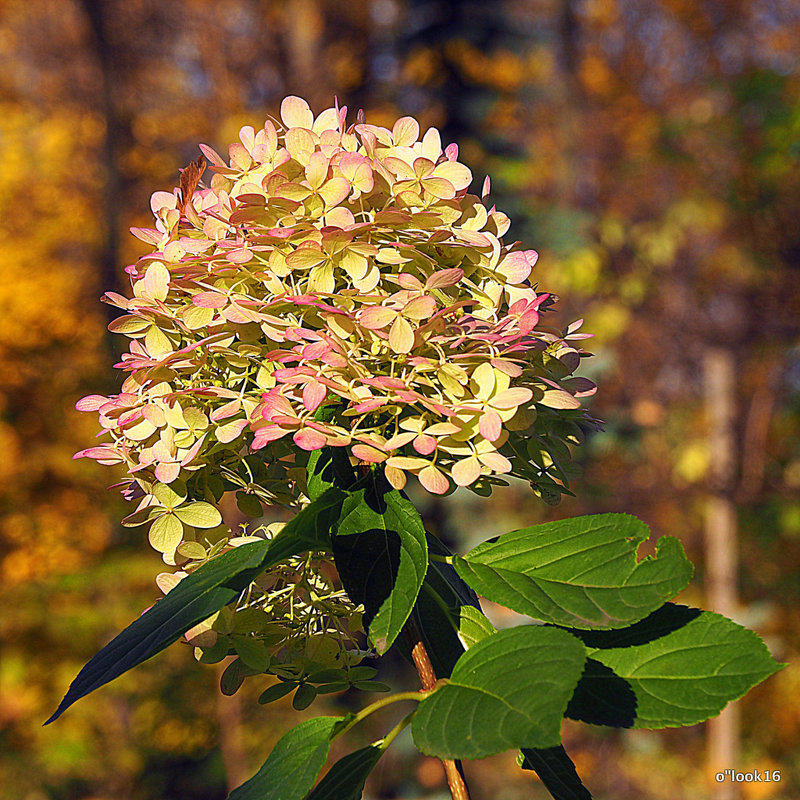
xmin=704 ymin=347 xmax=740 ymax=800
xmin=79 ymin=0 xmax=125 ymax=320
xmin=283 ymin=0 xmax=324 ymax=105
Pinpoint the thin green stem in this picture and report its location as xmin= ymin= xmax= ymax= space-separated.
xmin=428 ymin=553 xmax=455 ymax=565
xmin=333 ymin=689 xmax=429 ymax=740
xmin=377 ymin=709 xmax=415 ymax=750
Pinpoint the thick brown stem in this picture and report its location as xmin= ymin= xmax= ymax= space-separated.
xmin=403 ymin=621 xmax=471 ymax=800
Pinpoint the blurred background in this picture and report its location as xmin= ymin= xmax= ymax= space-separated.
xmin=1 ymin=0 xmax=799 ymax=798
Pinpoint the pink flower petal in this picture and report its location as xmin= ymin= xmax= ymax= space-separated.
xmin=418 ymin=464 xmax=450 ymax=495
xmin=477 ymin=451 xmax=512 ymax=473
xmin=251 ymin=425 xmax=288 ymax=449
xmin=293 ymin=427 xmax=328 ymax=450
xmin=425 ymin=268 xmax=464 ymax=290
xmin=413 ymin=434 xmax=437 ymax=455
xmin=302 ymin=382 xmax=327 ymax=412
xmin=478 ymin=408 xmax=503 ymax=442
xmin=281 ymin=95 xmax=314 ymax=129
xmin=192 ymin=291 xmax=228 ymax=308
xmin=497 ymin=250 xmax=537 ymax=284
xmin=76 ymin=394 xmax=108 ymax=412
xmin=489 ymin=358 xmax=523 ymax=377
xmin=492 ymin=387 xmax=534 ymax=410
xmin=74 ymin=446 xmax=123 ymax=464
xmin=155 ymin=461 xmax=181 ymax=484
xmin=383 ymin=431 xmax=417 ymax=450
xmin=384 ymin=465 xmax=408 ymax=491
xmin=215 ymin=419 xmax=248 ymax=444
xmin=353 ymin=398 xmax=386 ymax=413
xmin=351 ymin=444 xmax=387 ymax=463
xmin=209 ymin=399 xmax=241 ymax=422
xmin=451 ymin=457 xmax=481 ymax=487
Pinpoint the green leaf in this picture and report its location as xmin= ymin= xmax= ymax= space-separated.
xmin=236 ymin=491 xmax=264 ymax=518
xmin=333 ymin=473 xmax=427 ymax=654
xmin=306 ymin=444 xmax=357 ymax=500
xmin=228 ymin=717 xmax=342 ymax=800
xmin=353 ymin=681 xmax=391 ymax=692
xmin=45 ymin=488 xmax=345 ymax=724
xmin=220 ymin=657 xmax=253 ymax=695
xmin=232 ymin=635 xmax=270 ymax=672
xmin=293 ymin=683 xmax=318 ymax=710
xmin=258 ymin=681 xmax=297 ymax=704
xmin=564 ymin=603 xmax=784 ymax=729
xmin=454 ymin=513 xmax=693 ymax=629
xmin=346 ymin=666 xmax=378 ymax=682
xmin=174 ymin=501 xmax=223 ymax=528
xmin=304 ymin=745 xmax=384 ymax=800
xmin=519 ymin=746 xmax=593 ymax=800
xmin=411 ymin=626 xmax=586 ymax=759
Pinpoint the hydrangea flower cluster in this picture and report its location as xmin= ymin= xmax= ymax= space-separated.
xmin=75 ymin=95 xmax=596 ymax=703
xmin=79 ymin=97 xmax=593 ymax=534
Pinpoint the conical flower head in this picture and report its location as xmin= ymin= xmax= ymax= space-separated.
xmin=78 ymin=96 xmax=597 ymax=560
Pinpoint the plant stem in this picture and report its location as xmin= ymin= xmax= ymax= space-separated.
xmin=403 ymin=618 xmax=471 ymax=800
xmin=334 ymin=689 xmax=426 ymax=740
xmin=379 ymin=709 xmax=415 ymax=749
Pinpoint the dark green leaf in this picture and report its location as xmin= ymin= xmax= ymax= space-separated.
xmin=233 ymin=635 xmax=270 ymax=672
xmin=454 ymin=513 xmax=693 ymax=629
xmin=345 ymin=666 xmax=378 ymax=681
xmin=307 ymin=669 xmax=347 ymax=684
xmin=306 ymin=437 xmax=356 ymax=500
xmin=315 ymin=682 xmax=349 ymax=694
xmin=304 ymin=745 xmax=384 ymax=800
xmin=333 ymin=473 xmax=427 ymax=654
xmin=236 ymin=491 xmax=264 ymax=518
xmin=564 ymin=603 xmax=784 ymax=728
xmin=519 ymin=746 xmax=593 ymax=800
xmin=228 ymin=716 xmax=342 ymax=800
xmin=353 ymin=681 xmax=391 ymax=692
xmin=412 ymin=626 xmax=586 ymax=759
xmin=293 ymin=683 xmax=318 ymax=710
xmin=220 ymin=658 xmax=255 ymax=695
xmin=45 ymin=489 xmax=345 ymax=724
xmin=258 ymin=681 xmax=297 ymax=704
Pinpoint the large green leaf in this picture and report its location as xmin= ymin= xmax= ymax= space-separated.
xmin=400 ymin=540 xmax=587 ymax=799
xmin=304 ymin=744 xmax=384 ymax=800
xmin=565 ymin=603 xmax=784 ymax=729
xmin=45 ymin=489 xmax=345 ymax=724
xmin=411 ymin=626 xmax=586 ymax=759
xmin=332 ymin=473 xmax=428 ymax=654
xmin=454 ymin=513 xmax=693 ymax=629
xmin=519 ymin=746 xmax=593 ymax=800
xmin=306 ymin=444 xmax=357 ymax=500
xmin=228 ymin=716 xmax=343 ymax=800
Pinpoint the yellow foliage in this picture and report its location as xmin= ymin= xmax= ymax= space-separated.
xmin=544 ymin=247 xmax=604 ymax=295
xmin=0 ymin=102 xmax=111 ymax=582
xmin=672 ymin=440 xmax=711 ymax=485
xmin=583 ymin=301 xmax=630 ymax=345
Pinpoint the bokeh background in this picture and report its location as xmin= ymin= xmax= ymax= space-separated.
xmin=2 ymin=1 xmax=799 ymax=798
